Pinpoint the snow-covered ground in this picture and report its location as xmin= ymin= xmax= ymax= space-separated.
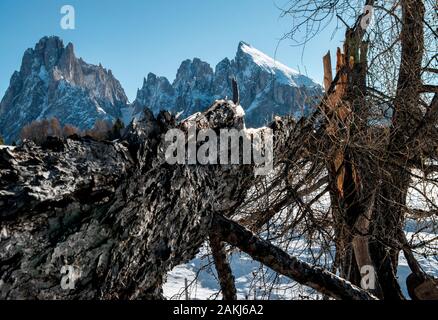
xmin=398 ymin=224 xmax=438 ymax=297
xmin=164 ymin=226 xmax=437 ymax=300
xmin=0 ymin=145 xmax=15 ymax=150
xmin=163 ymin=170 xmax=438 ymax=300
xmin=163 ymin=242 xmax=318 ymax=300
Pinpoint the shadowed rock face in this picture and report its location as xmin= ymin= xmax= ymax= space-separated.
xmin=132 ymin=41 xmax=322 ymax=127
xmin=0 ymin=101 xmax=254 ymax=299
xmin=132 ymin=74 xmax=175 ymax=118
xmin=0 ymin=36 xmax=128 ymax=143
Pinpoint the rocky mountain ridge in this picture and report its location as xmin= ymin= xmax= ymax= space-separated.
xmin=132 ymin=41 xmax=322 ymax=127
xmin=0 ymin=37 xmax=322 ymax=143
xmin=0 ymin=36 xmax=128 ymax=143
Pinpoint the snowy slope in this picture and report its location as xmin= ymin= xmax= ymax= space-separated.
xmin=238 ymin=42 xmax=318 ymax=88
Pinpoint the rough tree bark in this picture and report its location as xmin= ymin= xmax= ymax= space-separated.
xmin=315 ymin=0 xmax=434 ymax=300
xmin=370 ymin=0 xmax=426 ymax=299
xmin=0 ymin=96 xmax=382 ymax=300
xmin=0 ymin=102 xmax=254 ymax=299
xmin=211 ymin=214 xmax=377 ymax=300
xmin=209 ymin=231 xmax=237 ymax=300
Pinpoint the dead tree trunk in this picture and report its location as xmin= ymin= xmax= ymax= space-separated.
xmin=374 ymin=0 xmax=426 ymax=299
xmin=0 ymin=97 xmax=386 ymax=300
xmin=322 ymin=30 xmax=386 ymax=298
xmin=319 ymin=0 xmax=432 ymax=300
xmin=211 ymin=214 xmax=377 ymax=300
xmin=0 ymin=102 xmax=254 ymax=299
xmin=209 ymin=231 xmax=237 ymax=300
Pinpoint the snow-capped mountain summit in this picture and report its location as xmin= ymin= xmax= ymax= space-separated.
xmin=232 ymin=41 xmax=322 ymax=126
xmin=132 ymin=41 xmax=322 ymax=127
xmin=0 ymin=36 xmax=128 ymax=143
xmin=236 ymin=41 xmax=317 ymax=88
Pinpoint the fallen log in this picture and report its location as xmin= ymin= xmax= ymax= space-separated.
xmin=0 ymin=102 xmax=253 ymax=299
xmin=211 ymin=213 xmax=378 ymax=300
xmin=0 ymin=97 xmax=379 ymax=301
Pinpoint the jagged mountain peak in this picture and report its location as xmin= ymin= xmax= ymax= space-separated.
xmin=174 ymin=58 xmax=214 ymax=85
xmin=142 ymin=73 xmax=173 ymax=90
xmin=143 ymin=72 xmax=170 ymax=85
xmin=20 ymin=36 xmax=62 ymax=76
xmin=0 ymin=37 xmax=322 ymax=143
xmin=238 ymin=40 xmax=250 ymax=47
xmin=34 ymin=36 xmax=65 ymax=56
xmin=131 ymin=72 xmax=175 ymax=118
xmin=0 ymin=36 xmax=128 ymax=143
xmin=131 ymin=41 xmax=322 ymax=127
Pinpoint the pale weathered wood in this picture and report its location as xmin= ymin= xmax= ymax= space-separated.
xmin=323 ymin=51 xmax=333 ymax=92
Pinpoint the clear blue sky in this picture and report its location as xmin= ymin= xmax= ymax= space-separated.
xmin=0 ymin=0 xmax=344 ymax=101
